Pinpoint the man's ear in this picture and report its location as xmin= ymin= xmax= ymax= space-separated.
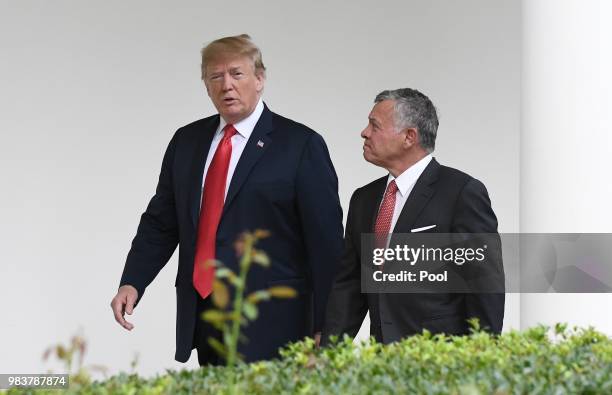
xmin=255 ymin=71 xmax=265 ymax=93
xmin=403 ymin=127 xmax=419 ymax=148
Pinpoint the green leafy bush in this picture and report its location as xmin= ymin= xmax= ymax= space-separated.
xmin=8 ymin=324 xmax=612 ymax=394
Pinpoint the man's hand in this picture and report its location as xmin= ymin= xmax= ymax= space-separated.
xmin=110 ymin=285 xmax=138 ymax=330
xmin=314 ymin=332 xmax=322 ymax=348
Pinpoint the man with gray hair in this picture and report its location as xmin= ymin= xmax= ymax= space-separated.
xmin=322 ymin=88 xmax=504 ymax=344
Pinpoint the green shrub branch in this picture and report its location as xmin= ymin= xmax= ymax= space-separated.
xmin=11 ymin=325 xmax=612 ymax=394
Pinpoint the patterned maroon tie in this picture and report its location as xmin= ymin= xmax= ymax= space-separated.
xmin=193 ymin=124 xmax=237 ymax=298
xmin=374 ymin=180 xmax=398 ymax=248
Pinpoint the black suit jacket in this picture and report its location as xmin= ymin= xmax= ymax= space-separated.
xmin=323 ymin=158 xmax=504 ymax=344
xmin=120 ymin=105 xmax=344 ymax=362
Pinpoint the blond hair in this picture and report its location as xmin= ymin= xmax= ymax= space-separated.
xmin=200 ymin=34 xmax=266 ymax=80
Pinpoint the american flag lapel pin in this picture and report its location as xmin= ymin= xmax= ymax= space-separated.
xmin=257 ymin=140 xmax=265 ymax=148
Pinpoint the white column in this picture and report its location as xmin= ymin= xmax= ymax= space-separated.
xmin=521 ymin=0 xmax=612 ymax=333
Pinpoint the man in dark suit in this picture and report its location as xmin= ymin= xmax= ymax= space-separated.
xmin=110 ymin=34 xmax=344 ymax=365
xmin=322 ymin=88 xmax=504 ymax=345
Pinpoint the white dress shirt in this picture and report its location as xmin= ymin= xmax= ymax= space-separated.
xmin=383 ymin=154 xmax=433 ymax=234
xmin=201 ymin=99 xmax=264 ymax=202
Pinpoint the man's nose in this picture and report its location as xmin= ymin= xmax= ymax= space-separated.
xmin=221 ymin=75 xmax=233 ymax=91
xmin=360 ymin=126 xmax=369 ymax=139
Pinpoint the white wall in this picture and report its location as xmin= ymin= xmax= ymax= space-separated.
xmin=521 ymin=0 xmax=612 ymax=332
xmin=0 ymin=0 xmax=520 ymax=378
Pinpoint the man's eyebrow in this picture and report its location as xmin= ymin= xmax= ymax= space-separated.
xmin=369 ymin=117 xmax=380 ymax=125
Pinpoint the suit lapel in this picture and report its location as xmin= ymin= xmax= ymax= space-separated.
xmin=365 ymin=177 xmax=389 ymax=232
xmin=221 ymin=104 xmax=274 ymax=217
xmin=189 ymin=116 xmax=220 ymax=228
xmin=391 ymin=158 xmax=440 ymax=234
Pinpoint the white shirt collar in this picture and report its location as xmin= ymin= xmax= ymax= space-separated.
xmin=217 ymin=98 xmax=264 ymax=139
xmin=387 ymin=154 xmax=433 ymax=196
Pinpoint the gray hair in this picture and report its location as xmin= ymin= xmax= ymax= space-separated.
xmin=374 ymin=88 xmax=438 ymax=153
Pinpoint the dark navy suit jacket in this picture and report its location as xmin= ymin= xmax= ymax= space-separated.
xmin=323 ymin=159 xmax=504 ymax=344
xmin=120 ymin=104 xmax=344 ymax=362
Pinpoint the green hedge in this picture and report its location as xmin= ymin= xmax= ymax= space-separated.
xmin=9 ymin=325 xmax=612 ymax=394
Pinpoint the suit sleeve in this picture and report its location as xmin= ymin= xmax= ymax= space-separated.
xmin=321 ymin=190 xmax=368 ymax=344
xmin=452 ymin=178 xmax=505 ymax=334
xmin=119 ymin=130 xmax=180 ymax=305
xmin=295 ymin=133 xmax=344 ymax=333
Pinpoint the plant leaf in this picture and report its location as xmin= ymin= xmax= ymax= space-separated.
xmin=223 ymin=331 xmax=232 ymax=348
xmin=207 ymin=337 xmax=227 ymax=359
xmin=228 ymin=277 xmax=243 ymax=288
xmin=243 ymin=302 xmax=259 ymax=321
xmin=267 ymin=286 xmax=297 ymax=298
xmin=212 ymin=280 xmax=229 ymax=309
xmin=254 ymin=229 xmax=271 ymax=239
xmin=233 ymin=239 xmax=245 ymax=256
xmin=56 ymin=345 xmax=67 ymax=359
xmin=216 ymin=267 xmax=237 ymax=281
xmin=252 ymin=250 xmax=270 ymax=267
xmin=246 ymin=290 xmax=270 ymax=304
xmin=201 ymin=309 xmax=226 ymax=325
xmin=197 ymin=258 xmax=220 ymax=271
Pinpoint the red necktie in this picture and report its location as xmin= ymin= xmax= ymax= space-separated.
xmin=193 ymin=124 xmax=237 ymax=298
xmin=374 ymin=180 xmax=398 ymax=248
